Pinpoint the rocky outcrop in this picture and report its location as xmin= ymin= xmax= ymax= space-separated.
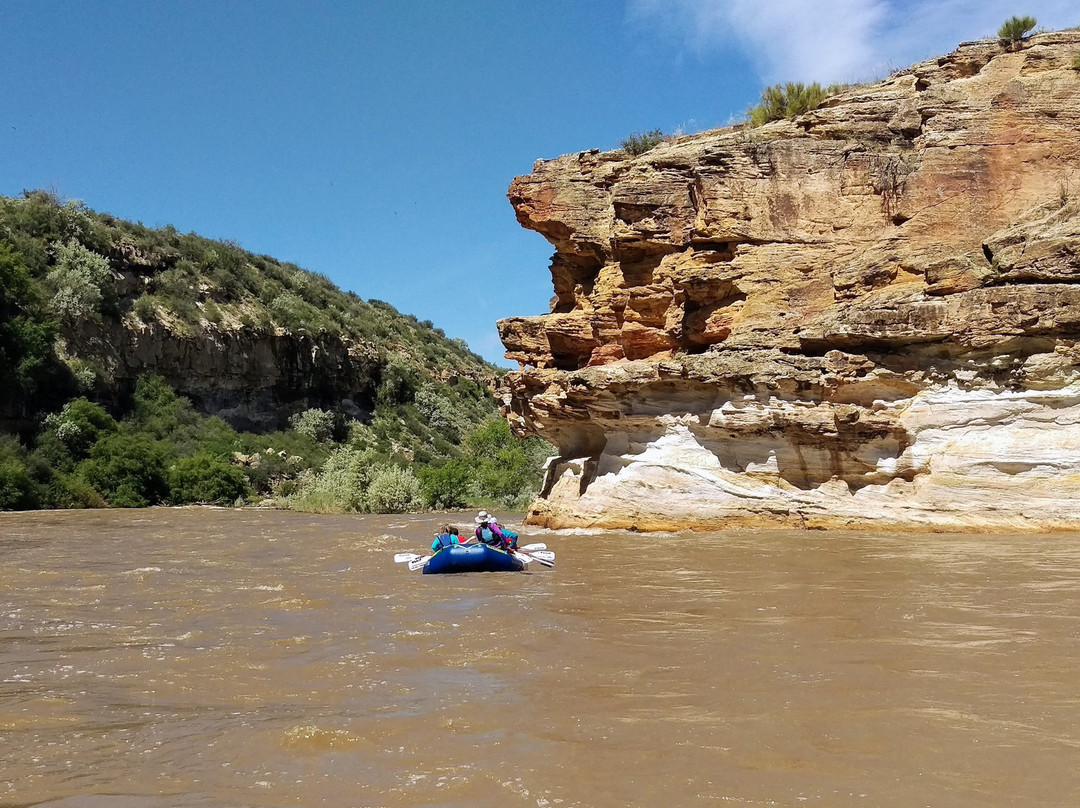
xmin=498 ymin=32 xmax=1080 ymax=532
xmin=62 ymin=319 xmax=380 ymax=432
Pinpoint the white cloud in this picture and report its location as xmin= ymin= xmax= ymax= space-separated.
xmin=629 ymin=0 xmax=1080 ymax=84
xmin=728 ymin=0 xmax=888 ymax=83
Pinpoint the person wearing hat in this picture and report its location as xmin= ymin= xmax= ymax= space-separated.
xmin=473 ymin=511 xmax=517 ymax=551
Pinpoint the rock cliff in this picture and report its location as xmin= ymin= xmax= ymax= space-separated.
xmin=61 ymin=318 xmax=380 ymax=432
xmin=498 ymin=31 xmax=1080 ymax=532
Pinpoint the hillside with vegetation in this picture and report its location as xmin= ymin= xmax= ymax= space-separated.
xmin=0 ymin=190 xmax=550 ymax=512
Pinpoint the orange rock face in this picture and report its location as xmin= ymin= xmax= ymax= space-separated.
xmin=498 ymin=32 xmax=1080 ymax=532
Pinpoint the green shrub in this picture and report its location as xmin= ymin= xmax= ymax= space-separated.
xmin=747 ymin=82 xmax=842 ymax=127
xmin=46 ymin=239 xmax=112 ymax=320
xmin=1072 ymin=52 xmax=1080 ymax=70
xmin=64 ymin=358 xmax=99 ymax=392
xmin=998 ymin=15 xmax=1037 ymax=48
xmin=48 ymin=473 xmax=107 ymax=509
xmin=366 ymin=464 xmax=422 ymax=513
xmin=132 ymin=294 xmax=157 ymax=322
xmin=161 ymin=293 xmax=201 ymax=329
xmin=132 ymin=374 xmax=200 ymax=441
xmin=415 ymin=385 xmax=462 ymax=442
xmin=0 ymin=243 xmax=58 ymax=409
xmin=167 ymin=453 xmax=250 ymax=505
xmin=77 ymin=433 xmax=168 ymax=507
xmin=288 ymin=445 xmax=376 ymax=512
xmin=289 ymin=408 xmax=338 ymax=443
xmin=0 ymin=437 xmax=42 ymax=510
xmin=377 ymin=354 xmax=419 ymax=406
xmin=465 ymin=416 xmax=552 ymax=508
xmin=621 ymin=129 xmax=667 ymax=156
xmin=202 ymin=299 xmax=223 ymax=324
xmin=418 ymin=459 xmax=471 ymax=509
xmin=38 ymin=398 xmax=118 ymax=470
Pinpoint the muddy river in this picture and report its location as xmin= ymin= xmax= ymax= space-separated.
xmin=2 ymin=508 xmax=1079 ymax=807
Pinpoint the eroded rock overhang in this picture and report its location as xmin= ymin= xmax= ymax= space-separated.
xmin=497 ymin=32 xmax=1080 ymax=532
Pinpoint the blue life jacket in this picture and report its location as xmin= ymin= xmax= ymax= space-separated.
xmin=431 ymin=533 xmax=459 ymax=552
xmin=479 ymin=525 xmax=518 ymax=550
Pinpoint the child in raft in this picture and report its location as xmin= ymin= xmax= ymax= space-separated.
xmin=430 ymin=524 xmax=471 ymax=553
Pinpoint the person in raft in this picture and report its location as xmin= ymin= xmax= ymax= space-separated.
xmin=474 ymin=511 xmax=518 ymax=551
xmin=430 ymin=524 xmax=470 ymax=553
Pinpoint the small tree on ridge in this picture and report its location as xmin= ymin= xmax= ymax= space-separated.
xmin=997 ymin=15 xmax=1037 ymax=49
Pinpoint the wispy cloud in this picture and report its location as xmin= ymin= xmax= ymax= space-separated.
xmin=629 ymin=0 xmax=1080 ymax=84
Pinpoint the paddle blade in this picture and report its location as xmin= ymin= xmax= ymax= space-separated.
xmin=407 ymin=555 xmax=431 ymax=571
xmin=394 ymin=553 xmax=421 ymax=563
xmin=528 ymin=550 xmax=555 ymax=562
xmin=515 ymin=550 xmax=554 ymax=568
xmin=518 ymin=543 xmax=547 ymax=552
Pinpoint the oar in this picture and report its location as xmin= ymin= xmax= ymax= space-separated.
xmin=518 ymin=543 xmax=547 ymax=552
xmin=407 ymin=555 xmax=431 ymax=571
xmin=526 ymin=549 xmax=555 ymax=562
xmin=394 ymin=552 xmax=422 ymax=564
xmin=513 ymin=549 xmax=554 ymax=568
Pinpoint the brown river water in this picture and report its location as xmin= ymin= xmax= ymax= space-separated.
xmin=2 ymin=509 xmax=1080 ymax=808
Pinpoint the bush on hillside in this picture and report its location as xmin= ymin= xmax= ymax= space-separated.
xmin=289 ymin=408 xmax=338 ymax=444
xmin=466 ymin=416 xmax=551 ymax=508
xmin=377 ymin=354 xmax=419 ymax=406
xmin=47 ymin=473 xmax=107 ymax=509
xmin=998 ymin=15 xmax=1037 ymax=48
xmin=621 ymin=129 xmax=667 ymax=156
xmin=366 ymin=464 xmax=422 ymax=513
xmin=418 ymin=458 xmax=471 ymax=509
xmin=0 ymin=437 xmax=43 ymax=510
xmin=37 ymin=398 xmax=119 ymax=471
xmin=77 ymin=432 xmax=168 ymax=507
xmin=287 ymin=445 xmax=376 ymax=512
xmin=46 ymin=239 xmax=113 ymax=320
xmin=415 ymin=385 xmax=462 ymax=442
xmin=748 ymin=82 xmax=842 ymax=127
xmin=167 ymin=453 xmax=250 ymax=505
xmin=0 ymin=243 xmax=57 ymax=409
xmin=130 ymin=374 xmax=240 ymax=459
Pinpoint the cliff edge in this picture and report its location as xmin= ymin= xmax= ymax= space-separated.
xmin=498 ymin=31 xmax=1080 ymax=532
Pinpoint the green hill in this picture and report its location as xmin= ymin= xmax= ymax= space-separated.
xmin=0 ymin=190 xmax=548 ymax=512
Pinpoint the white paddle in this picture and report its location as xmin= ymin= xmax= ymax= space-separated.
xmin=513 ymin=549 xmax=554 ymax=568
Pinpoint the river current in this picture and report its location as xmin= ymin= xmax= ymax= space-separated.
xmin=2 ymin=508 xmax=1079 ymax=807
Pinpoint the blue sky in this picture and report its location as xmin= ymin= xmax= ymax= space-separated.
xmin=2 ymin=1 xmax=1077 ymax=366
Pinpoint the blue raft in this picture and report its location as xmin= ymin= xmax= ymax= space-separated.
xmin=422 ymin=544 xmax=525 ymax=574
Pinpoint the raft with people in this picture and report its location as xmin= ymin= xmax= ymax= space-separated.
xmin=421 ymin=542 xmax=526 ymax=574
xmin=393 ymin=511 xmax=555 ymax=574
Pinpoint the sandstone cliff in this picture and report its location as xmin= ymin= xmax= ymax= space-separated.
xmin=498 ymin=31 xmax=1080 ymax=532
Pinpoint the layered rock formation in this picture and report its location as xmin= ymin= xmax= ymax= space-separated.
xmin=498 ymin=32 xmax=1080 ymax=532
xmin=62 ymin=318 xmax=380 ymax=432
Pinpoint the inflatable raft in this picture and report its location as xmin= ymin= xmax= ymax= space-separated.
xmin=422 ymin=544 xmax=525 ymax=574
